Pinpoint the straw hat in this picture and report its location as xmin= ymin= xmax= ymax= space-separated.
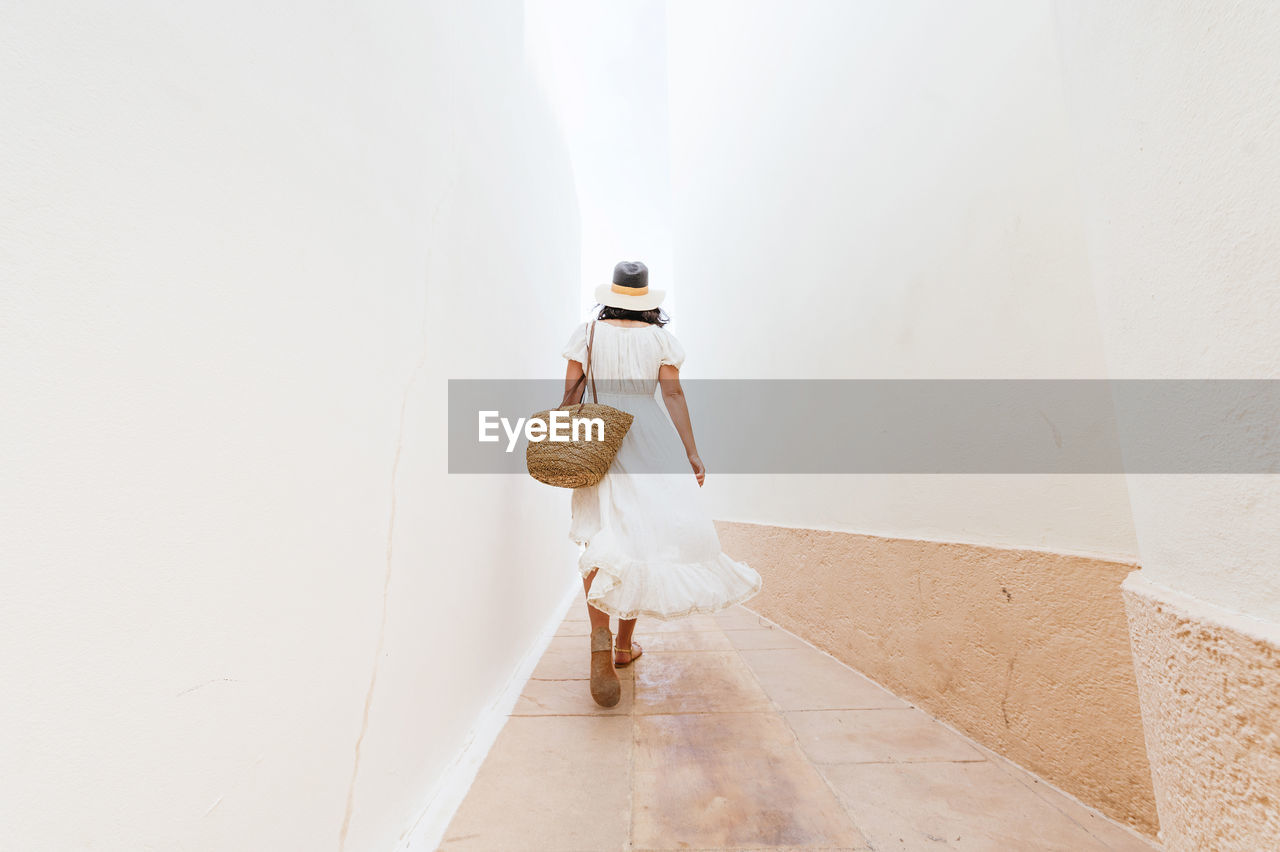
xmin=594 ymin=261 xmax=665 ymax=311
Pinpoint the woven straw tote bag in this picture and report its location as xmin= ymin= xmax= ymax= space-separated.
xmin=526 ymin=320 xmax=634 ymax=488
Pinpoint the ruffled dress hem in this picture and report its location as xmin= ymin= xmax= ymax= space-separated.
xmin=572 ymin=531 xmax=765 ymax=621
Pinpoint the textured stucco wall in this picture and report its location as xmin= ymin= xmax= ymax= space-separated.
xmin=0 ymin=3 xmax=580 ymax=850
xmin=717 ymin=520 xmax=1158 ymax=836
xmin=1123 ymin=574 xmax=1280 ymax=850
xmin=1054 ymin=4 xmax=1280 ymax=847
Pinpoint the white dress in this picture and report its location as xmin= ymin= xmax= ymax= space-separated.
xmin=561 ymin=320 xmax=763 ymax=621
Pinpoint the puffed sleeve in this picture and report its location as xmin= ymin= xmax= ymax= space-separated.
xmin=658 ymin=326 xmax=686 ymax=369
xmin=560 ymin=321 xmax=588 ymax=363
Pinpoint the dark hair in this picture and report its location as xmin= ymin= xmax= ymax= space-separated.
xmin=595 ymin=304 xmax=670 ymax=326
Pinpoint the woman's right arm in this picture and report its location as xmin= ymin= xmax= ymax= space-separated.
xmin=561 ymin=358 xmax=586 ymax=407
xmin=658 ymin=364 xmax=705 ymax=486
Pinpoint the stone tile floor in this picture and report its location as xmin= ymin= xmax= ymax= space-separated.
xmin=438 ymin=591 xmax=1159 ymax=851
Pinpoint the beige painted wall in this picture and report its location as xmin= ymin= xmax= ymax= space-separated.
xmin=665 ymin=0 xmax=1139 ymax=560
xmin=0 ymin=3 xmax=580 ymax=850
xmin=718 ymin=520 xmax=1159 ymax=835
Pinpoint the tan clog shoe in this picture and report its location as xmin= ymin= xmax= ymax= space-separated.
xmin=589 ymin=625 xmax=621 ymax=707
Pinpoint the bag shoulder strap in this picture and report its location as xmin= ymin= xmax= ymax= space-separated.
xmin=585 ymin=321 xmax=599 ymax=405
xmin=559 ymin=320 xmax=596 ymax=409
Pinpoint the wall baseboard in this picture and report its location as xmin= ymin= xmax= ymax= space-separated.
xmin=395 ymin=574 xmax=580 ymax=851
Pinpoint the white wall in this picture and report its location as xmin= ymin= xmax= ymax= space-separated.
xmin=523 ymin=0 xmax=675 ymax=314
xmin=0 ymin=3 xmax=580 ymax=850
xmin=665 ymin=0 xmax=1138 ymax=558
xmin=1053 ymin=0 xmax=1280 ymax=621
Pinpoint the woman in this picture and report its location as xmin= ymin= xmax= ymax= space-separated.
xmin=561 ymin=260 xmax=763 ymax=707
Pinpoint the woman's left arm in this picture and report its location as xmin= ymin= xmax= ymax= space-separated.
xmin=659 ymin=364 xmax=705 ymax=486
